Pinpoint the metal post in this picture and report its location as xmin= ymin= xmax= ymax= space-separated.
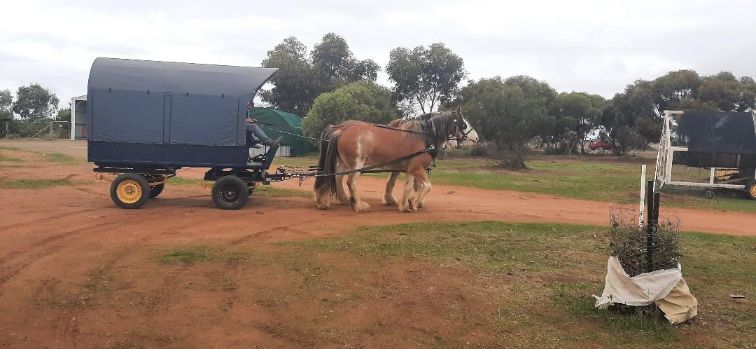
xmin=639 ymin=165 xmax=647 ymax=228
xmin=646 ymin=180 xmax=655 ymax=272
xmin=70 ymin=98 xmax=76 ymax=140
xmin=709 ymin=167 xmax=716 ymax=184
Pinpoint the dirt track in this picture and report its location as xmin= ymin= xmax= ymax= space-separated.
xmin=2 ymin=140 xmax=754 ymax=236
xmin=0 ymin=141 xmax=754 ymax=347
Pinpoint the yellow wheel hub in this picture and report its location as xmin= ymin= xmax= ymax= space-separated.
xmin=116 ymin=179 xmax=143 ymax=204
xmin=750 ymin=184 xmax=756 ymax=197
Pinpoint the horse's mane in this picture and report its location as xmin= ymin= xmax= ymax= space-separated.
xmin=387 ymin=111 xmax=460 ymax=146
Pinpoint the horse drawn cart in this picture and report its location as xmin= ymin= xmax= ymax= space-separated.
xmin=87 ymin=57 xmax=314 ymax=209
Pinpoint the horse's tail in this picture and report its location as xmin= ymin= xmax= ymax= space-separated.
xmin=314 ymin=126 xmax=340 ymax=196
xmin=316 ymin=125 xmax=333 ymax=173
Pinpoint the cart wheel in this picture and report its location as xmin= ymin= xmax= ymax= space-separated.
xmin=747 ymin=180 xmax=756 ymax=200
xmin=212 ymin=175 xmax=249 ymax=210
xmin=703 ymin=189 xmax=716 ymax=200
xmin=149 ymin=183 xmax=165 ymax=199
xmin=110 ymin=174 xmax=150 ymax=209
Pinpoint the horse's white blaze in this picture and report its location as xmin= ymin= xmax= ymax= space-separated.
xmin=463 ymin=118 xmax=480 ymax=143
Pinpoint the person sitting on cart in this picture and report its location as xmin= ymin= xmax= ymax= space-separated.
xmin=245 ymin=99 xmax=280 ymax=149
xmin=246 ymin=117 xmax=277 ymax=149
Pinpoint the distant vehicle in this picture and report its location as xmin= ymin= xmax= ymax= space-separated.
xmin=589 ymin=140 xmax=613 ymax=151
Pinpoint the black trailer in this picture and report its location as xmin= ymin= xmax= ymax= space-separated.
xmin=87 ymin=57 xmax=292 ymax=209
xmin=654 ymin=110 xmax=756 ymax=200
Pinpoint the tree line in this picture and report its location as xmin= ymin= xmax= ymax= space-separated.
xmin=3 ymin=33 xmax=754 ymax=168
xmin=0 ymin=84 xmax=69 ymax=125
xmin=265 ymin=33 xmax=755 ymax=167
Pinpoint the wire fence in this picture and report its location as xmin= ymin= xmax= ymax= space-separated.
xmin=1 ymin=121 xmax=70 ymax=139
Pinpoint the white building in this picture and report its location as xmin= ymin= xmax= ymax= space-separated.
xmin=70 ymin=95 xmax=87 ymax=140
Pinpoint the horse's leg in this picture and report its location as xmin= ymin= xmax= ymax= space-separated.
xmin=415 ymin=171 xmax=431 ymax=209
xmin=335 ymin=161 xmax=350 ymax=205
xmin=399 ymin=174 xmax=416 ymax=212
xmin=383 ymin=172 xmax=400 ymax=206
xmin=314 ymin=180 xmax=331 ymax=210
xmin=347 ymin=159 xmax=370 ymax=213
xmin=336 ymin=174 xmax=350 ymax=205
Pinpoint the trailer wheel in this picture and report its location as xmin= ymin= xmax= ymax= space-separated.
xmin=747 ymin=180 xmax=756 ymax=200
xmin=212 ymin=175 xmax=249 ymax=210
xmin=149 ymin=183 xmax=165 ymax=199
xmin=110 ymin=174 xmax=150 ymax=209
xmin=703 ymin=189 xmax=716 ymax=200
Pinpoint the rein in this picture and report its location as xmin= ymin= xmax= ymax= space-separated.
xmin=315 ymin=144 xmax=437 ymax=177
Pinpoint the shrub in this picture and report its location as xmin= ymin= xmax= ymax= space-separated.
xmin=302 ymin=81 xmax=399 ymax=138
xmin=609 ymin=210 xmax=682 ymax=276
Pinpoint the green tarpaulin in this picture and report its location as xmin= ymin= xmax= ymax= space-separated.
xmin=248 ymin=108 xmax=316 ymax=156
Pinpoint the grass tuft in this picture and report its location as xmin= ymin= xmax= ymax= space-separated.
xmin=0 ymin=178 xmax=74 ymax=189
xmin=39 ymin=152 xmax=82 ymax=165
xmin=158 ymin=246 xmax=250 ymax=265
xmin=255 ymin=185 xmax=310 ymax=198
xmin=0 ymin=151 xmax=22 ymax=162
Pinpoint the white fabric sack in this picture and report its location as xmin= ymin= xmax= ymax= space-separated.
xmin=594 ymin=256 xmax=697 ymax=324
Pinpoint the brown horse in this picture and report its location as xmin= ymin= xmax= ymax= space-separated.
xmin=314 ymin=110 xmax=473 ymax=212
xmin=383 ymin=112 xmax=479 ymax=208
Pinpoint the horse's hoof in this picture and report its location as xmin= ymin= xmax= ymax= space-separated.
xmin=353 ymin=202 xmax=370 ymax=213
xmin=383 ymin=197 xmax=398 ymax=206
xmin=337 ymin=195 xmax=351 ymax=205
xmin=407 ymin=200 xmax=418 ymax=212
xmin=397 ymin=204 xmax=413 ymax=213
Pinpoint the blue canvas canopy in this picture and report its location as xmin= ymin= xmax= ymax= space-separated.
xmin=87 ymin=57 xmax=277 ymax=167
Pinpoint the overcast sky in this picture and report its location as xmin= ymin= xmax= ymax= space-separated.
xmin=1 ymin=0 xmax=755 ymax=105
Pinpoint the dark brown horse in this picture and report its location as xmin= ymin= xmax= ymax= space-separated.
xmin=314 ymin=109 xmax=474 ymax=212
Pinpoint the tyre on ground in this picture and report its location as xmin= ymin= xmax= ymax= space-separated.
xmin=747 ymin=180 xmax=756 ymax=200
xmin=212 ymin=175 xmax=249 ymax=210
xmin=110 ymin=173 xmax=151 ymax=209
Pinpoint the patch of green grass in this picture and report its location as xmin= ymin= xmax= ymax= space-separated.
xmin=295 ymin=222 xmax=606 ymax=273
xmin=426 ymin=157 xmax=756 ymax=213
xmin=158 ymin=246 xmax=250 ymax=265
xmin=167 ymin=176 xmax=206 ymax=186
xmin=255 ymin=185 xmax=310 ymax=198
xmin=287 ymin=221 xmax=756 ymax=348
xmin=40 ymin=152 xmax=83 ymax=165
xmin=664 ymin=190 xmax=756 ymax=213
xmin=0 ymin=145 xmax=83 ymax=165
xmin=551 ymin=282 xmax=678 ymax=344
xmin=0 ymin=178 xmax=75 ymax=189
xmin=0 ymin=151 xmax=22 ymax=162
xmin=430 ymin=158 xmax=641 ymax=203
xmin=272 ymin=155 xmax=319 ymax=168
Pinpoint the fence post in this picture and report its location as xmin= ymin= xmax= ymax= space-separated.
xmin=639 ymin=165 xmax=646 ymax=229
xmin=646 ymin=180 xmax=655 ymax=272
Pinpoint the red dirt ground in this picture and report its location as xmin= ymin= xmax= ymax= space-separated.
xmin=0 ymin=142 xmax=754 ymax=347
